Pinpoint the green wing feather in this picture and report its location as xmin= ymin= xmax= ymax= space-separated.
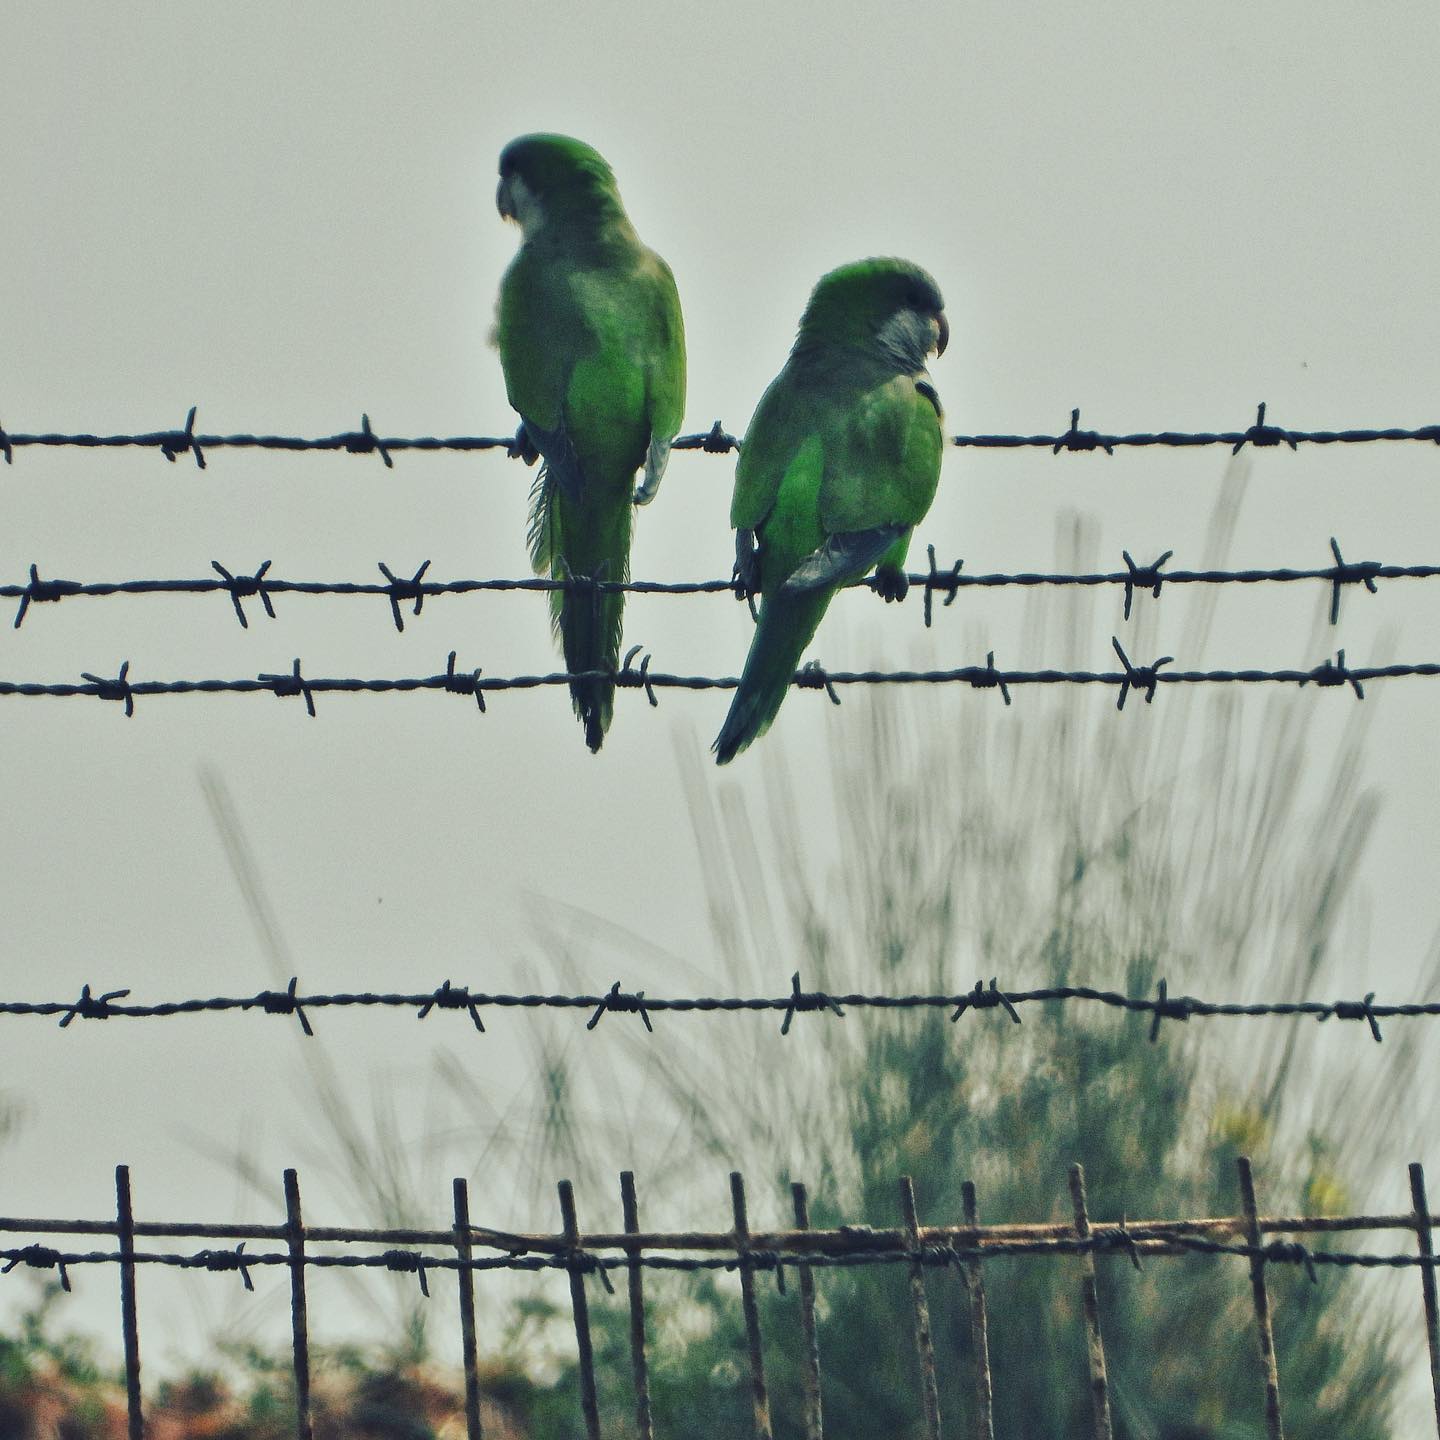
xmin=497 ymin=230 xmax=684 ymax=751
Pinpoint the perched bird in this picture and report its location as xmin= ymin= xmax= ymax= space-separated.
xmin=713 ymin=258 xmax=948 ymax=764
xmin=494 ymin=134 xmax=686 ymax=751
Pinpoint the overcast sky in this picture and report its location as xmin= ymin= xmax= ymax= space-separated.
xmin=2 ymin=0 xmax=1439 ymax=1415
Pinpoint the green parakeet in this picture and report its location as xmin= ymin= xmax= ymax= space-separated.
xmin=494 ymin=134 xmax=686 ymax=751
xmin=713 ymin=258 xmax=948 ymax=765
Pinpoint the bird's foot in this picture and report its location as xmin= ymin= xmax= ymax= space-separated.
xmin=507 ymin=424 xmax=539 ymax=465
xmin=732 ymin=530 xmax=761 ymax=617
xmin=874 ymin=565 xmax=909 ymax=603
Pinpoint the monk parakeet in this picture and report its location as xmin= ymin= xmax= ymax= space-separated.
xmin=713 ymin=258 xmax=948 ymax=765
xmin=494 ymin=134 xmax=686 ymax=751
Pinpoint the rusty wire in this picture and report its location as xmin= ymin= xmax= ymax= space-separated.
xmin=18 ymin=1159 xmax=1436 ymax=1440
xmin=2 ymin=539 xmax=1430 ymax=633
xmin=0 ymin=645 xmax=1434 ymax=717
xmin=5 ymin=402 xmax=1440 ymax=465
xmin=1 ymin=972 xmax=1423 ymax=1041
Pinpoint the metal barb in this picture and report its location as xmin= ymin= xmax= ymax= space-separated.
xmin=1233 ymin=401 xmax=1297 ymax=454
xmin=443 ymin=650 xmax=486 ymax=712
xmin=1121 ymin=549 xmax=1173 ymax=620
xmin=969 ymin=651 xmax=1011 ymax=705
xmin=1324 ymin=990 xmax=1383 ymax=1042
xmin=1327 ymin=537 xmax=1382 ymax=625
xmin=258 ymin=976 xmax=314 ymax=1036
xmin=211 ymin=560 xmax=275 ymax=628
xmin=922 ymin=543 xmax=965 ymax=629
xmin=781 ymin=971 xmax=845 ymax=1034
xmin=58 ymin=983 xmax=131 ymax=1027
xmin=1053 ymin=407 xmax=1114 ymax=455
xmin=418 ymin=979 xmax=484 ymax=1031
xmin=1111 ymin=637 xmax=1173 ymax=709
xmin=160 ymin=405 xmax=206 ymax=468
xmin=587 ymin=980 xmax=653 ymax=1032
xmin=258 ymin=658 xmax=317 ymax=716
xmin=81 ymin=660 xmax=135 ymax=716
xmin=1302 ymin=648 xmax=1365 ymax=699
xmin=950 ymin=978 xmax=1021 ymax=1025
xmin=1148 ymin=978 xmax=1193 ymax=1042
xmin=378 ymin=559 xmax=431 ymax=632
xmin=344 ymin=413 xmax=393 ymax=468
xmin=796 ymin=660 xmax=841 ymax=705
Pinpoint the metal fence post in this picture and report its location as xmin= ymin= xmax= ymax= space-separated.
xmin=558 ymin=1180 xmax=602 ymax=1440
xmin=1409 ymin=1162 xmax=1440 ymax=1437
xmin=899 ymin=1176 xmax=943 ymax=1440
xmin=283 ymin=1169 xmax=314 ymax=1440
xmin=792 ymin=1182 xmax=825 ymax=1440
xmin=115 ymin=1165 xmax=143 ymax=1440
xmin=620 ymin=1171 xmax=655 ymax=1440
xmin=961 ymin=1181 xmax=995 ymax=1440
xmin=1237 ymin=1156 xmax=1284 ymax=1439
xmin=1068 ymin=1165 xmax=1113 ymax=1440
xmin=453 ymin=1178 xmax=484 ymax=1440
xmin=730 ymin=1171 xmax=773 ymax=1440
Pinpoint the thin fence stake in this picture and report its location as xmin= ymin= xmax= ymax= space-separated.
xmin=1237 ymin=1156 xmax=1284 ymax=1439
xmin=792 ymin=1182 xmax=825 ymax=1440
xmin=453 ymin=1178 xmax=484 ymax=1440
xmin=899 ymin=1176 xmax=943 ymax=1440
xmin=621 ymin=1171 xmax=654 ymax=1440
xmin=283 ymin=1169 xmax=314 ymax=1440
xmin=558 ymin=1180 xmax=602 ymax=1440
xmin=1069 ymin=1165 xmax=1114 ymax=1440
xmin=961 ymin=1181 xmax=995 ymax=1440
xmin=730 ymin=1171 xmax=774 ymax=1440
xmin=115 ymin=1165 xmax=143 ymax=1440
xmin=1409 ymin=1163 xmax=1440 ymax=1437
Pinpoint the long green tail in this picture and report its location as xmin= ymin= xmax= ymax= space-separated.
xmin=548 ymin=488 xmax=631 ymax=752
xmin=713 ymin=589 xmax=830 ymax=765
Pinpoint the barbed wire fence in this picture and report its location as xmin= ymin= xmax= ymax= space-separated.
xmin=5 ymin=1157 xmax=1438 ymax=1440
xmin=1 ymin=973 xmax=1422 ymax=1042
xmin=5 ymin=401 xmax=1440 ymax=465
xmin=6 ymin=409 xmax=1437 ymax=1437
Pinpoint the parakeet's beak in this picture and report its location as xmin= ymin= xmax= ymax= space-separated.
xmin=496 ymin=177 xmax=516 ymax=222
xmin=934 ymin=311 xmax=949 ymax=358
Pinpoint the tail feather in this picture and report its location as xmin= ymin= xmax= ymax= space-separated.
xmin=713 ymin=590 xmax=830 ymax=764
xmin=538 ymin=487 xmax=631 ymax=753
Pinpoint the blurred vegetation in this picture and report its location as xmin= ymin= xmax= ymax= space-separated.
xmin=0 ymin=500 xmax=1431 ymax=1437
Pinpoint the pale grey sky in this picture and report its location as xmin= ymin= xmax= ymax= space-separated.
xmin=2 ymin=0 xmax=1439 ymax=1412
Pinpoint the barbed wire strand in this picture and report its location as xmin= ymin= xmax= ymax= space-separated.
xmin=3 ymin=539 xmax=1431 ymax=633
xmin=0 ymin=646 xmax=1432 ymax=716
xmin=5 ymin=972 xmax=1420 ymax=1043
xmin=5 ymin=403 xmax=1440 ymax=465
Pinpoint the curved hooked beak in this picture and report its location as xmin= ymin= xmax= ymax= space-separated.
xmin=495 ymin=176 xmax=515 ymax=222
xmin=934 ymin=311 xmax=950 ymax=358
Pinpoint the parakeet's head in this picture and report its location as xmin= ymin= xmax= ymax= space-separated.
xmin=496 ymin=134 xmax=624 ymax=237
xmin=796 ymin=258 xmax=948 ymax=369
